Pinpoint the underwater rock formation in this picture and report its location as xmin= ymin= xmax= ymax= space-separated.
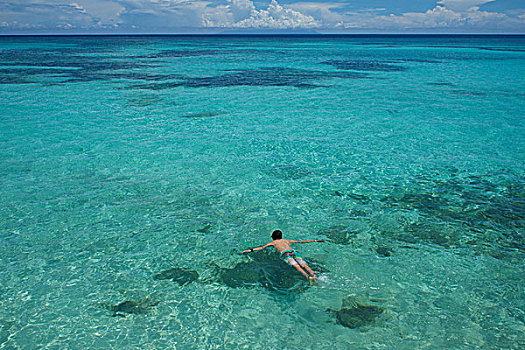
xmin=332 ymin=191 xmax=369 ymax=203
xmin=138 ymin=49 xmax=222 ymax=58
xmin=106 ymin=299 xmax=159 ymax=317
xmin=374 ymin=245 xmax=393 ymax=257
xmin=267 ymin=164 xmax=311 ymax=180
xmin=196 ymin=223 xmax=212 ymax=233
xmin=181 ymin=111 xmax=224 ymax=119
xmin=318 ymin=225 xmax=356 ymax=245
xmin=0 ymin=320 xmax=14 ymax=344
xmin=125 ymin=94 xmax=162 ymax=107
xmin=153 ymin=267 xmax=199 ymax=286
xmin=129 ymin=67 xmax=369 ymax=90
xmin=328 ymin=297 xmax=384 ymax=329
xmin=321 ymin=59 xmax=407 ymax=72
xmin=377 ymin=174 xmax=524 ymax=263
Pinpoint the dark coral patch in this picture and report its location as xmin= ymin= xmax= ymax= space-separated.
xmin=321 ymin=60 xmax=407 ymax=72
xmin=427 ymin=82 xmax=456 ymax=87
xmin=449 ymin=89 xmax=486 ymax=97
xmin=136 ymin=48 xmax=283 ymax=59
xmin=125 ymin=94 xmax=163 ymax=107
xmin=196 ymin=223 xmax=212 ymax=232
xmin=478 ymin=47 xmax=525 ymax=53
xmin=375 ymin=245 xmax=393 ymax=257
xmin=0 ymin=320 xmax=14 ymax=344
xmin=106 ymin=299 xmax=159 ymax=317
xmin=153 ymin=267 xmax=199 ymax=286
xmin=181 ymin=111 xmax=225 ymax=119
xmin=332 ymin=191 xmax=369 ymax=203
xmin=391 ymin=58 xmax=440 ymax=63
xmin=378 ymin=175 xmax=525 ymax=263
xmin=181 ymin=67 xmax=367 ymax=88
xmin=267 ymin=164 xmax=311 ymax=180
xmin=128 ymin=67 xmax=368 ymax=90
xmin=318 ymin=225 xmax=356 ymax=245
xmin=0 ymin=47 xmax=165 ymax=84
xmin=328 ymin=297 xmax=384 ymax=329
xmin=0 ymin=74 xmax=33 ymax=85
xmin=138 ymin=49 xmax=222 ymax=58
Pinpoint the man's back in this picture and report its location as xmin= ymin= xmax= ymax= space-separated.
xmin=271 ymin=239 xmax=294 ymax=253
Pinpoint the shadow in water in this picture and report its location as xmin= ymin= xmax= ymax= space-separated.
xmin=102 ymin=299 xmax=159 ymax=317
xmin=212 ymin=251 xmax=327 ymax=293
xmin=153 ymin=267 xmax=199 ymax=286
xmin=328 ymin=296 xmax=385 ymax=329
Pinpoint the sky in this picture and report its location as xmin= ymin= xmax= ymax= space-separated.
xmin=0 ymin=0 xmax=524 ymax=34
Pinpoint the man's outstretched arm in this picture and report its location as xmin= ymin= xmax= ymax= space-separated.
xmin=289 ymin=239 xmax=324 ymax=244
xmin=242 ymin=242 xmax=273 ymax=254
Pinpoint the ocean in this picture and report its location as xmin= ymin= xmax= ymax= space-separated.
xmin=0 ymin=35 xmax=523 ymax=349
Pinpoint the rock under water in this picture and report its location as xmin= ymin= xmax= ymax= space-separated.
xmin=329 ymin=297 xmax=384 ymax=329
xmin=374 ymin=245 xmax=393 ymax=257
xmin=377 ymin=175 xmax=525 ymax=263
xmin=318 ymin=225 xmax=356 ymax=245
xmin=181 ymin=111 xmax=224 ymax=118
xmin=153 ymin=267 xmax=199 ymax=286
xmin=106 ymin=299 xmax=159 ymax=317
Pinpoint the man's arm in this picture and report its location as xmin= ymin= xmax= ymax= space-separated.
xmin=242 ymin=242 xmax=273 ymax=254
xmin=289 ymin=239 xmax=324 ymax=244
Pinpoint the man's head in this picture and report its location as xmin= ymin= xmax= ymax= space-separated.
xmin=271 ymin=230 xmax=282 ymax=240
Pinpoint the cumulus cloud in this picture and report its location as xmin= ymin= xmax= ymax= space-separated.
xmin=335 ymin=3 xmax=523 ymax=31
xmin=0 ymin=1 xmax=100 ymax=29
xmin=118 ymin=0 xmax=213 ymax=28
xmin=0 ymin=0 xmax=523 ymax=32
xmin=378 ymin=6 xmax=465 ymax=29
xmin=203 ymin=0 xmax=320 ymax=29
xmin=436 ymin=0 xmax=495 ymax=12
xmin=287 ymin=1 xmax=524 ymax=31
xmin=229 ymin=0 xmax=255 ymax=20
xmin=286 ymin=2 xmax=347 ymax=27
xmin=232 ymin=0 xmax=319 ymax=28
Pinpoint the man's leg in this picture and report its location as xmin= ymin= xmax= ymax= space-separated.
xmin=286 ymin=258 xmax=310 ymax=279
xmin=296 ymin=258 xmax=316 ymax=278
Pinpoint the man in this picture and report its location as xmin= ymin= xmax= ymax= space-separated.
xmin=242 ymin=230 xmax=324 ymax=282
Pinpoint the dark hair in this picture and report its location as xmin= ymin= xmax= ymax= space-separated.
xmin=271 ymin=230 xmax=282 ymax=240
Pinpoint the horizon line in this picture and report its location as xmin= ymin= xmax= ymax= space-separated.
xmin=1 ymin=33 xmax=524 ymax=36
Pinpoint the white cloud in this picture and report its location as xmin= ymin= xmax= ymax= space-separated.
xmin=0 ymin=1 xmax=101 ymax=29
xmin=464 ymin=6 xmax=507 ymax=26
xmin=335 ymin=4 xmax=524 ymax=31
xmin=286 ymin=2 xmax=346 ymax=27
xmin=228 ymin=0 xmax=255 ymax=20
xmin=203 ymin=0 xmax=320 ymax=29
xmin=232 ymin=0 xmax=319 ymax=28
xmin=381 ymin=6 xmax=465 ymax=28
xmin=70 ymin=3 xmax=86 ymax=13
xmin=0 ymin=0 xmax=523 ymax=32
xmin=71 ymin=1 xmax=125 ymax=23
xmin=436 ymin=0 xmax=495 ymax=12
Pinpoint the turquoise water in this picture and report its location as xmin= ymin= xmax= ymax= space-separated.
xmin=0 ymin=35 xmax=524 ymax=349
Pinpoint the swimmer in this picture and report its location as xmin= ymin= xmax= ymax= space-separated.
xmin=242 ymin=230 xmax=324 ymax=282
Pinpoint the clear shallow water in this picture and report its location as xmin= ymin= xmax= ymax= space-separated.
xmin=0 ymin=35 xmax=524 ymax=349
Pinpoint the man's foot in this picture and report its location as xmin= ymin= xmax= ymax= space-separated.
xmin=308 ymin=276 xmax=317 ymax=285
